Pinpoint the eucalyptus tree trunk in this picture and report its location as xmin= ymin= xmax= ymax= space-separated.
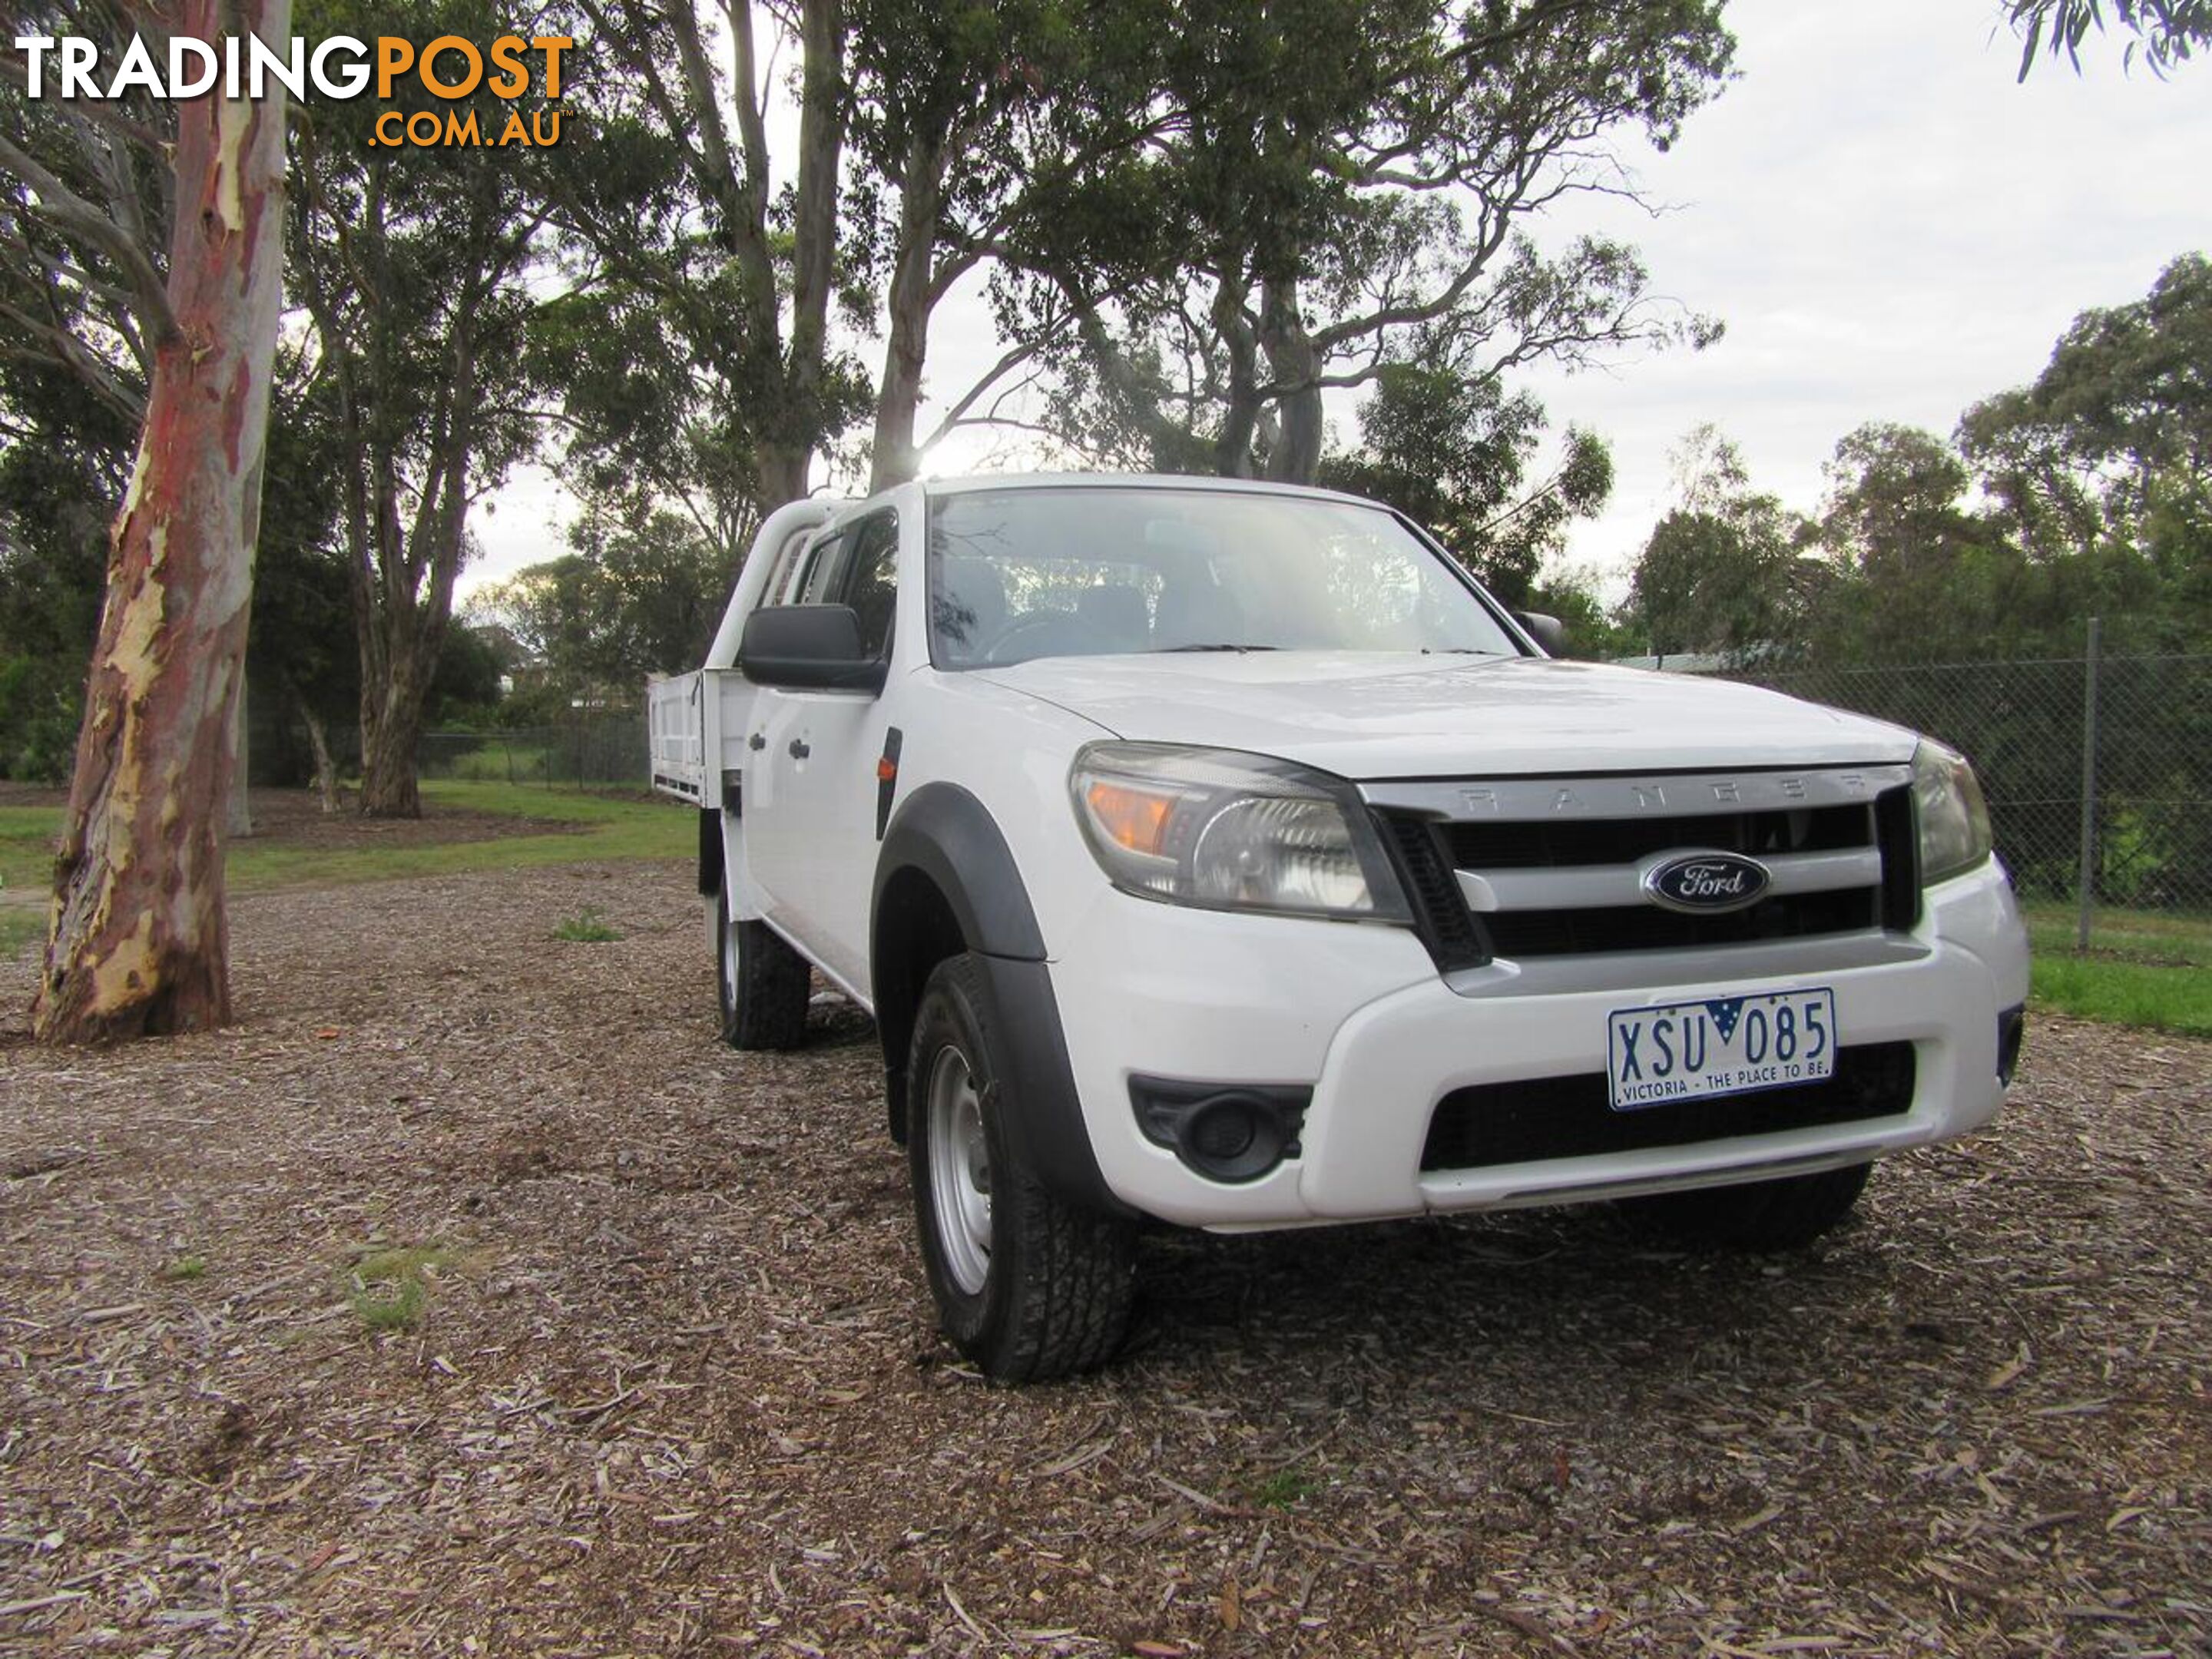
xmin=35 ymin=0 xmax=290 ymax=1041
xmin=774 ymin=0 xmax=844 ymax=502
xmin=868 ymin=134 xmax=946 ymax=493
xmin=296 ymin=694 xmax=341 ymax=813
xmin=1260 ymin=276 xmax=1324 ymax=485
xmin=341 ymin=313 xmax=473 ymax=821
xmin=1211 ymin=274 xmax=1262 ymax=478
xmin=228 ymin=671 xmax=253 ymax=838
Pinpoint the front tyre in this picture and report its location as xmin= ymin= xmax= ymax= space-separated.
xmin=714 ymin=891 xmax=810 ymax=1051
xmin=1625 ymin=1161 xmax=1872 ymax=1251
xmin=907 ymin=955 xmax=1134 ymax=1381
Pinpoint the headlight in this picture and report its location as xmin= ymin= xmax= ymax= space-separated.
xmin=1070 ymin=743 xmax=1412 ymax=922
xmin=1913 ymin=739 xmax=1994 ymax=885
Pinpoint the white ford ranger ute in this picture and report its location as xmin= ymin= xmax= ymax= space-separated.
xmin=648 ymin=475 xmax=2030 ymax=1381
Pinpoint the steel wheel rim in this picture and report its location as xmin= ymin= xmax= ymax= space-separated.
xmin=926 ymin=1044 xmax=992 ymax=1296
xmin=719 ymin=909 xmax=738 ymax=1012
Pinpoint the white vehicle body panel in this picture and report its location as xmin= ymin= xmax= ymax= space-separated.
xmin=972 ymin=652 xmax=1918 ymax=777
xmin=656 ymin=474 xmax=2032 ymax=1234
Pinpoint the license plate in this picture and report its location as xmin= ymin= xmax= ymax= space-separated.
xmin=1607 ymin=988 xmax=1836 ymax=1111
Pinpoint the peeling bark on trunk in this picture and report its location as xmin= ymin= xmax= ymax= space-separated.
xmin=34 ymin=0 xmax=290 ymax=1042
xmin=359 ymin=630 xmax=431 ymax=819
xmin=1260 ymin=276 xmax=1324 ymax=485
xmin=227 ymin=669 xmax=253 ymax=839
xmin=296 ymin=693 xmax=340 ymax=813
xmin=1211 ymin=275 xmax=1261 ymax=478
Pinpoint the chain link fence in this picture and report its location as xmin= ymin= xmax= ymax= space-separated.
xmin=403 ymin=655 xmax=2207 ymax=960
xmin=1718 ymin=631 xmax=2210 ymax=959
xmin=417 ymin=712 xmax=647 ymax=791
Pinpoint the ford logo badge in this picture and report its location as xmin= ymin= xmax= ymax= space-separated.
xmin=1641 ymin=850 xmax=1772 ymax=914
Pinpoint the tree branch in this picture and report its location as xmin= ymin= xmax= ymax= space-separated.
xmin=0 ymin=130 xmax=177 ymax=346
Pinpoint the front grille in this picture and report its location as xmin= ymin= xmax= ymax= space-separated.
xmin=1443 ymin=803 xmax=1874 ymax=871
xmin=1419 ymin=1041 xmax=1916 ymax=1172
xmin=1377 ymin=776 xmax=1923 ymax=964
xmin=1378 ymin=813 xmax=1486 ymax=970
xmin=1875 ymin=783 xmax=1921 ymax=930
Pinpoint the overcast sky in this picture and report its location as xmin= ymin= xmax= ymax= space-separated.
xmin=462 ymin=0 xmax=2211 ymax=603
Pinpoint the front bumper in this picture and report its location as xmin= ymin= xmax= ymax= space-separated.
xmin=1053 ymin=863 xmax=2029 ymax=1230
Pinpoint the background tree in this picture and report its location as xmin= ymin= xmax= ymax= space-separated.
xmin=1959 ymin=251 xmax=2210 ymax=647
xmin=1622 ymin=427 xmax=1808 ymax=657
xmin=2007 ymin=0 xmax=2210 ymax=77
xmin=247 ymin=380 xmax=355 ymax=810
xmin=547 ymin=0 xmax=1155 ymax=548
xmin=993 ymin=0 xmax=1733 ymax=484
xmin=472 ymin=507 xmax=727 ymax=713
xmin=291 ymin=0 xmax=562 ymax=817
xmin=0 ymin=0 xmax=293 ymax=1039
xmin=1317 ymin=358 xmax=1613 ymax=607
xmin=0 ymin=5 xmax=174 ymax=786
xmin=551 ymin=0 xmax=866 ymax=535
xmin=0 ymin=353 xmax=131 ymax=780
xmin=1800 ymin=422 xmax=2025 ymax=662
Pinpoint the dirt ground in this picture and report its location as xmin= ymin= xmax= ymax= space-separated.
xmin=2 ymin=860 xmax=2207 ymax=1657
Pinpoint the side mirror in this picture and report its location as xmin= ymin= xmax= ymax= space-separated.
xmin=739 ymin=604 xmax=888 ymax=693
xmin=1512 ymin=610 xmax=1566 ymax=656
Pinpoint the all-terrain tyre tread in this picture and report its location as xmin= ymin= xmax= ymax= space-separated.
xmin=717 ymin=896 xmax=811 ymax=1051
xmin=985 ymin=1118 xmax=1137 ymax=1381
xmin=909 ymin=955 xmax=1134 ymax=1382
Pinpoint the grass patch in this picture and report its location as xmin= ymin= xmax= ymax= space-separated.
xmin=346 ymin=1243 xmax=457 ymax=1333
xmin=551 ymin=906 xmax=623 ymax=942
xmin=2018 ymin=900 xmax=2210 ymax=1038
xmin=0 ymin=783 xmax=689 ymax=916
xmin=0 ymin=906 xmax=41 ymax=959
xmin=2020 ymin=899 xmax=2210 ymax=968
xmin=158 ymin=1254 xmax=208 ymax=1282
xmin=1250 ymin=1468 xmax=1318 ymax=1509
xmin=0 ymin=781 xmax=688 ymax=964
xmin=231 ymin=780 xmax=691 ymax=890
xmin=0 ymin=805 xmax=58 ymax=895
xmin=2032 ymin=952 xmax=2212 ymax=1039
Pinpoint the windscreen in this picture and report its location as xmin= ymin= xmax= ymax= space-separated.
xmin=926 ymin=486 xmax=1522 ymax=669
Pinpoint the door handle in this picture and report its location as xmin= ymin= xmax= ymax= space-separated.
xmin=748 ymin=732 xmax=766 ymax=751
xmin=788 ymin=738 xmax=810 ymax=760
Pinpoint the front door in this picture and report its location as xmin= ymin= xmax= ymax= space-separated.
xmin=746 ymin=509 xmax=901 ymax=996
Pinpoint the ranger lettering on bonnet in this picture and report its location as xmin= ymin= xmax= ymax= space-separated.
xmin=648 ymin=475 xmax=2031 ymax=1382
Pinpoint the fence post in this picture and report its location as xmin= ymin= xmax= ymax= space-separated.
xmin=2075 ymin=616 xmax=2101 ymax=953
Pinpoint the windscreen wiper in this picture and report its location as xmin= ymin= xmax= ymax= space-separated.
xmin=1157 ymin=643 xmax=1280 ymax=653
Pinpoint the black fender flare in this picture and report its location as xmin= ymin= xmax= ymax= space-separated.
xmin=871 ymin=783 xmax=1132 ymax=1220
xmin=875 ymin=782 xmax=1048 ymax=960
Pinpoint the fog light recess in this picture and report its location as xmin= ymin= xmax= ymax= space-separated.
xmin=1130 ymin=1076 xmax=1311 ymax=1184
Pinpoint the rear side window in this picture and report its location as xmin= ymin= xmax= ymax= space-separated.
xmin=842 ymin=515 xmax=899 ymax=658
xmin=759 ymin=529 xmax=816 ymax=607
xmin=796 ymin=511 xmax=899 ymax=657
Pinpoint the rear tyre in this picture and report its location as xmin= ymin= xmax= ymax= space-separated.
xmin=907 ymin=954 xmax=1135 ymax=1381
xmin=714 ymin=892 xmax=810 ymax=1050
xmin=1626 ymin=1162 xmax=1872 ymax=1251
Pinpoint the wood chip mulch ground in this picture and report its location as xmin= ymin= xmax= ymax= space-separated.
xmin=2 ymin=860 xmax=2207 ymax=1657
